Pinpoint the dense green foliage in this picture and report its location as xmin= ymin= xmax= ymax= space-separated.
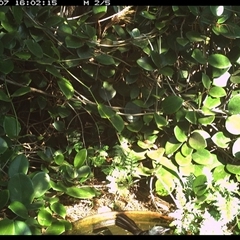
xmin=0 ymin=5 xmax=240 ymax=234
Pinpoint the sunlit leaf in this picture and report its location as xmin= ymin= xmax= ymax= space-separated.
xmin=225 ymin=115 xmax=240 ymax=135
xmin=8 ymin=201 xmax=29 ymax=219
xmin=227 ymin=95 xmax=240 ymax=114
xmin=32 ymin=172 xmax=51 ymax=198
xmin=208 ymin=54 xmax=231 ymax=69
xmin=57 ymin=78 xmax=74 ymax=100
xmin=74 ymin=149 xmax=87 ymax=169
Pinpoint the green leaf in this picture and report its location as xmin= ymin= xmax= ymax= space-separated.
xmin=65 ymin=186 xmax=97 ymax=199
xmin=192 ymin=149 xmax=213 ymax=165
xmin=208 ymin=54 xmax=232 ymax=69
xmin=32 ymin=172 xmax=51 ymax=198
xmin=211 ymin=132 xmax=231 ymax=148
xmin=209 ymin=86 xmax=226 ymax=97
xmin=174 ymin=125 xmax=187 ymax=142
xmin=213 ymin=165 xmax=230 ymax=181
xmin=185 ymin=111 xmax=198 ymax=124
xmin=227 ymin=95 xmax=240 ymax=114
xmin=154 ymin=113 xmax=167 ymax=129
xmin=99 ymin=82 xmax=116 ymax=101
xmin=45 ymin=221 xmax=65 ymax=235
xmin=93 ymin=6 xmax=107 ymax=14
xmin=0 ymin=137 xmax=8 ymax=154
xmin=225 ymin=115 xmax=240 ymax=135
xmin=188 ymin=131 xmax=207 ymax=150
xmin=159 ymin=66 xmax=174 ymax=77
xmin=175 ymin=151 xmax=192 ymax=166
xmin=150 ymin=51 xmax=162 ymax=69
xmin=95 ymin=54 xmax=115 ymax=65
xmin=0 ymin=190 xmax=9 ymax=209
xmin=191 ymin=49 xmax=206 ymax=64
xmin=193 ymin=175 xmax=208 ymax=196
xmin=8 ymin=173 xmax=35 ymax=206
xmin=52 ymin=120 xmax=65 ymax=132
xmin=12 ymin=7 xmax=23 ymax=24
xmin=0 ymin=89 xmax=11 ymax=102
xmin=37 ymin=209 xmax=52 ymax=227
xmin=181 ymin=143 xmax=193 ymax=156
xmin=25 ymin=39 xmax=43 ymax=58
xmin=3 ymin=116 xmax=21 ymax=138
xmin=226 ymin=164 xmax=240 ymax=175
xmin=137 ymin=57 xmax=155 ymax=71
xmin=126 ymin=120 xmax=143 ymax=132
xmin=65 ymin=35 xmax=84 ymax=48
xmin=165 ymin=137 xmax=182 ymax=155
xmin=74 ymin=149 xmax=87 ymax=169
xmin=57 ymin=78 xmax=74 ymax=100
xmin=44 ymin=16 xmax=64 ymax=27
xmin=77 ymin=165 xmax=91 ymax=179
xmin=109 ymin=114 xmax=125 ymax=132
xmin=210 ymin=6 xmax=224 ymax=16
xmin=147 ymin=148 xmax=165 ymax=161
xmin=186 ymin=31 xmax=206 ymax=42
xmin=8 ymin=154 xmax=29 ymax=178
xmin=50 ymin=202 xmax=66 ymax=218
xmin=162 ymin=95 xmax=183 ymax=114
xmin=0 ymin=59 xmax=14 ymax=74
xmin=46 ymin=65 xmax=62 ymax=78
xmin=14 ymin=221 xmax=31 ymax=235
xmin=8 ymin=201 xmax=29 ymax=219
xmin=0 ymin=219 xmax=14 ymax=235
xmin=11 ymin=87 xmax=31 ymax=98
xmin=198 ymin=115 xmax=215 ymax=126
xmin=141 ymin=10 xmax=156 ymax=20
xmin=97 ymin=103 xmax=115 ymax=119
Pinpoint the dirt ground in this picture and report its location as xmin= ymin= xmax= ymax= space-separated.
xmin=63 ymin=179 xmax=175 ymax=223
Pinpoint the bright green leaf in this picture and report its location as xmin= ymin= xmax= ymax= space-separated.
xmin=74 ymin=149 xmax=87 ymax=169
xmin=232 ymin=138 xmax=240 ymax=159
xmin=37 ymin=209 xmax=52 ymax=227
xmin=208 ymin=54 xmax=232 ymax=69
xmin=50 ymin=202 xmax=66 ymax=218
xmin=45 ymin=221 xmax=65 ymax=235
xmin=209 ymin=86 xmax=226 ymax=97
xmin=212 ymin=132 xmax=231 ymax=148
xmin=0 ymin=219 xmax=14 ymax=235
xmin=165 ymin=137 xmax=182 ymax=155
xmin=227 ymin=95 xmax=240 ymax=114
xmin=32 ymin=172 xmax=51 ymax=198
xmin=192 ymin=149 xmax=213 ymax=165
xmin=8 ymin=201 xmax=29 ymax=219
xmin=225 ymin=115 xmax=240 ymax=135
xmin=188 ymin=131 xmax=207 ymax=150
xmin=65 ymin=186 xmax=97 ymax=199
xmin=57 ymin=78 xmax=74 ymax=100
xmin=14 ymin=221 xmax=31 ymax=235
xmin=193 ymin=175 xmax=208 ymax=196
